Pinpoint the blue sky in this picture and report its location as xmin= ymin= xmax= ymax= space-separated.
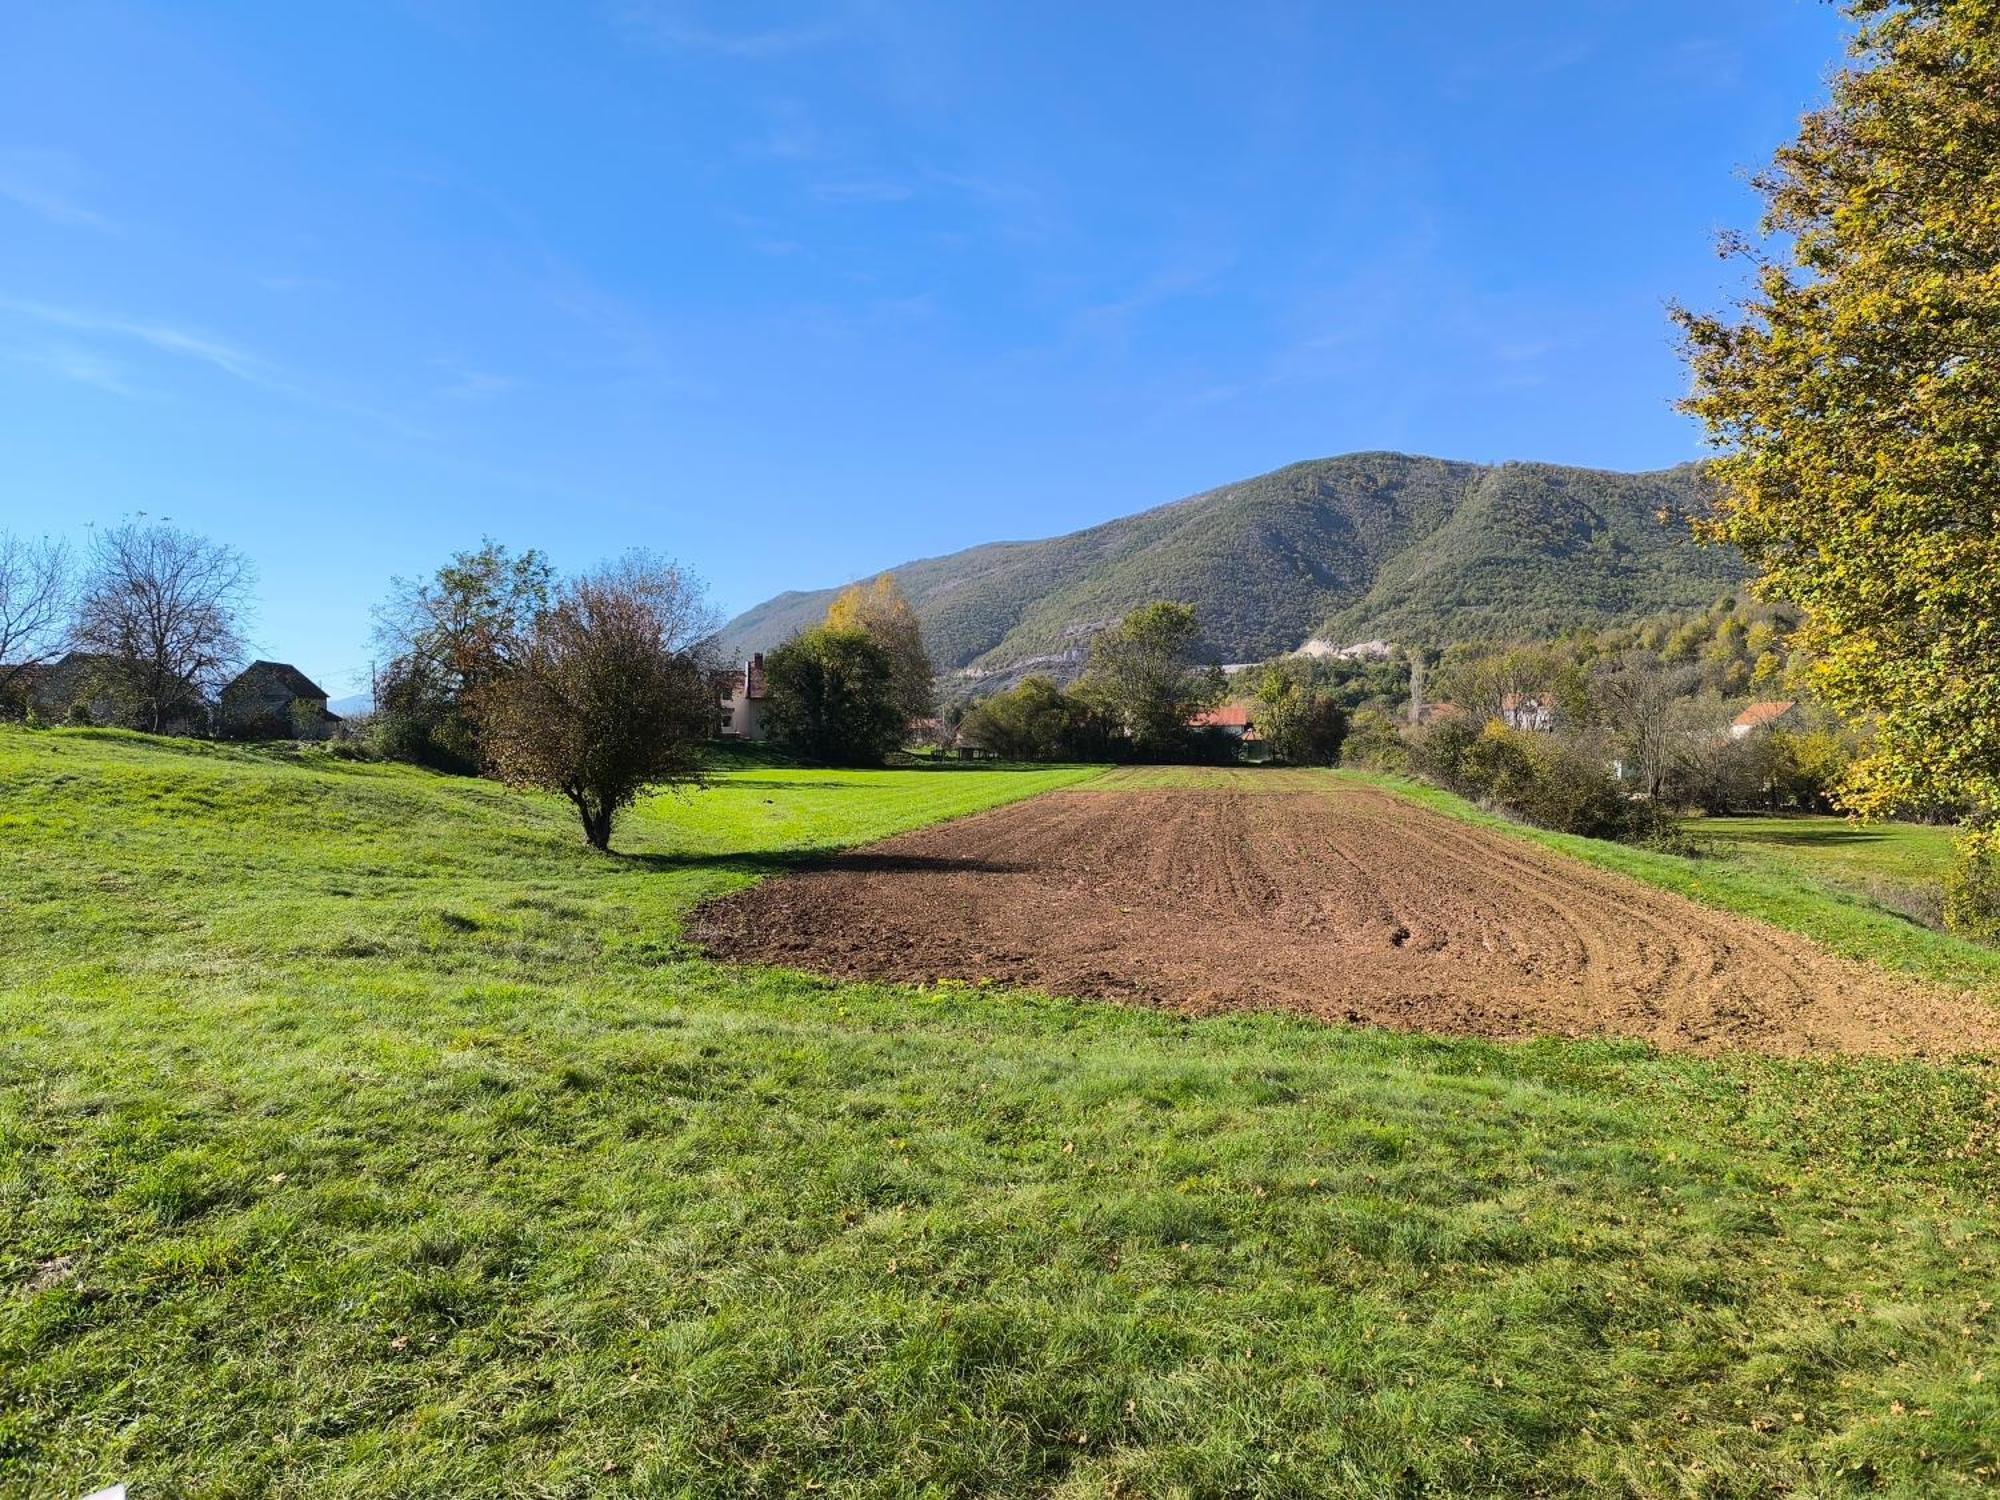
xmin=0 ymin=1 xmax=1850 ymax=697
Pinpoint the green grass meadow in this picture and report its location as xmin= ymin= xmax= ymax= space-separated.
xmin=5 ymin=729 xmax=2000 ymax=1497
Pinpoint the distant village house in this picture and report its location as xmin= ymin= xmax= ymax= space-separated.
xmin=1729 ymin=700 xmax=1800 ymax=739
xmin=7 ymin=652 xmax=338 ymax=740
xmin=1189 ymin=703 xmax=1257 ymax=740
xmin=715 ymin=653 xmax=770 ymax=740
xmin=22 ymin=652 xmax=208 ymax=734
xmin=219 ymin=662 xmax=339 ymax=741
xmin=1500 ymin=692 xmax=1557 ymax=733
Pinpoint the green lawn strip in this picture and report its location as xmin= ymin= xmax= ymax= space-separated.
xmin=1690 ymin=816 xmax=1957 ymax=889
xmin=1338 ymin=769 xmax=2000 ymax=997
xmin=5 ymin=728 xmax=2000 ymax=1495
xmin=1690 ymin=815 xmax=1957 ymax=927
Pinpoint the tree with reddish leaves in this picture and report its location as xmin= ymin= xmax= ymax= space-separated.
xmin=478 ymin=553 xmax=716 ymax=852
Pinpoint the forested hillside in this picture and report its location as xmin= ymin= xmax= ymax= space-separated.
xmin=716 ymin=453 xmax=1749 ymax=676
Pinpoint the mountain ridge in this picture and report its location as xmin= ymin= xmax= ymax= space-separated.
xmin=716 ymin=451 xmax=1747 ymax=682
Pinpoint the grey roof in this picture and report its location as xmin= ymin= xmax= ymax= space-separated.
xmin=227 ymin=660 xmax=329 ymax=701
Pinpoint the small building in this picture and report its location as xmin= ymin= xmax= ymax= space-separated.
xmin=0 ymin=663 xmax=42 ymax=718
xmin=945 ymin=723 xmax=1000 ymax=760
xmin=1730 ymin=699 xmax=1801 ymax=740
xmin=1500 ymin=692 xmax=1557 ymax=733
xmin=716 ymin=653 xmax=770 ymax=741
xmin=1190 ymin=703 xmax=1257 ymax=740
xmin=27 ymin=652 xmax=207 ymax=732
xmin=219 ymin=661 xmax=338 ymax=740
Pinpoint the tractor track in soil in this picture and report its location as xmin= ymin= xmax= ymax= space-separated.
xmin=688 ymin=779 xmax=2000 ymax=1057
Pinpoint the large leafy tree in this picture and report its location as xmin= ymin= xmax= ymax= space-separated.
xmin=372 ymin=541 xmax=554 ymax=771
xmin=1074 ymin=601 xmax=1221 ymax=758
xmin=763 ymin=626 xmax=905 ymax=767
xmin=1674 ymin=0 xmax=2000 ymax=819
xmin=825 ymin=573 xmax=935 ymax=720
xmin=1253 ymin=658 xmax=1348 ymax=766
xmin=480 ymin=554 xmax=715 ymax=852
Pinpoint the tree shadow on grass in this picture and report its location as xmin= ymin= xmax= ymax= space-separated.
xmin=616 ymin=847 xmax=1029 ymax=877
xmin=696 ymin=779 xmax=872 ymax=792
xmin=1714 ymin=824 xmax=1893 ymax=849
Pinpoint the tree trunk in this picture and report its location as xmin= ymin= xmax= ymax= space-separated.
xmin=578 ymin=798 xmax=615 ymax=852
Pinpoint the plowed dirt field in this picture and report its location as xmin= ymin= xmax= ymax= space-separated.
xmin=689 ymin=774 xmax=2000 ymax=1056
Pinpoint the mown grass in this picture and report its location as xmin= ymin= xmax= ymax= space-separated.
xmin=1690 ymin=815 xmax=1956 ymax=890
xmin=4 ymin=728 xmax=2000 ymax=1497
xmin=1689 ymin=815 xmax=1959 ymax=930
xmin=1341 ymin=769 xmax=2000 ymax=996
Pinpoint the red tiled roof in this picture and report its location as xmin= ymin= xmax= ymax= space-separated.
xmin=1732 ymin=699 xmax=1797 ymax=730
xmin=1190 ymin=703 xmax=1254 ymax=728
xmin=715 ymin=656 xmax=770 ymax=701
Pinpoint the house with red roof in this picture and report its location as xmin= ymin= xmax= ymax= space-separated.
xmin=1729 ymin=699 xmax=1801 ymax=740
xmin=715 ymin=653 xmax=770 ymax=740
xmin=1190 ymin=702 xmax=1257 ymax=739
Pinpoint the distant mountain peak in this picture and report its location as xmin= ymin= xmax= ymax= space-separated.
xmin=716 ymin=452 xmax=1740 ymax=685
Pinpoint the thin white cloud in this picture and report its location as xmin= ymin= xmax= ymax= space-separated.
xmin=0 ymin=148 xmax=120 ymax=233
xmin=741 ymin=100 xmax=829 ymax=163
xmin=1 ymin=297 xmax=437 ymax=436
xmin=1077 ymin=260 xmax=1230 ymax=331
xmin=923 ymin=166 xmax=1062 ymax=246
xmin=1665 ymin=38 xmax=1747 ymax=91
xmin=14 ymin=343 xmax=152 ymax=398
xmin=614 ymin=2 xmax=842 ymax=58
xmin=0 ymin=298 xmax=277 ymax=387
xmin=431 ymin=360 xmax=520 ymax=401
xmin=259 ymin=273 xmax=336 ymax=294
xmin=1443 ymin=34 xmax=1596 ymax=91
xmin=810 ymin=176 xmax=915 ymax=205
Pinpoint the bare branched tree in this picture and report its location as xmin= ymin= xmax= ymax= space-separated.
xmin=71 ymin=520 xmax=253 ymax=733
xmin=0 ymin=533 xmax=73 ymax=708
xmin=479 ymin=553 xmax=717 ymax=850
xmin=1593 ymin=652 xmax=1700 ymax=801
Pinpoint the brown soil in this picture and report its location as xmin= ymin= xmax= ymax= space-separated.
xmin=689 ymin=781 xmax=2000 ymax=1057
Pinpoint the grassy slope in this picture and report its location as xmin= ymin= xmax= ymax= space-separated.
xmin=4 ymin=730 xmax=2000 ymax=1498
xmin=1339 ymin=770 xmax=2000 ymax=996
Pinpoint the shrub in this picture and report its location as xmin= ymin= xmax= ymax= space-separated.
xmin=1511 ymin=736 xmax=1635 ymax=839
xmin=1944 ymin=823 xmax=2000 ymax=943
xmin=763 ymin=627 xmax=905 ymax=767
xmin=1339 ymin=709 xmax=1409 ymax=772
xmin=1412 ymin=718 xmax=1647 ymax=841
xmin=1406 ymin=715 xmax=1480 ymax=790
xmin=1254 ymin=660 xmax=1348 ymax=765
xmin=957 ymin=677 xmax=1110 ymax=761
